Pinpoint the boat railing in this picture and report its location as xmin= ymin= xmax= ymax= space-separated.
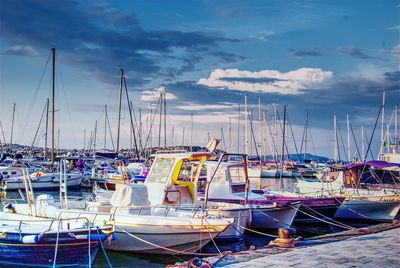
xmin=1 ymin=216 xmax=92 ymax=232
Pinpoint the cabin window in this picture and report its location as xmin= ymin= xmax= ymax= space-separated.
xmin=146 ymin=158 xmax=175 ymax=183
xmin=229 ymin=166 xmax=246 ymax=183
xmin=207 ymin=166 xmax=226 ymax=183
xmin=177 ymin=160 xmax=201 ymax=182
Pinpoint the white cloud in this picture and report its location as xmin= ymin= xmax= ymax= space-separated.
xmin=141 ymin=86 xmax=178 ymax=102
xmin=176 ymin=103 xmax=234 ymax=111
xmin=393 ymin=44 xmax=400 ymax=56
xmin=197 ymin=68 xmax=333 ymax=95
xmin=0 ymin=45 xmax=37 ymax=56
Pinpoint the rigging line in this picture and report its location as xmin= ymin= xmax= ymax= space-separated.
xmin=31 ymin=101 xmax=47 ymax=147
xmin=287 ymin=115 xmax=299 ymax=156
xmin=337 ymin=122 xmax=348 ymax=162
xmin=362 ymin=129 xmax=375 ymax=160
xmin=266 ymin=113 xmax=279 ymax=159
xmin=0 ymin=121 xmax=6 ymax=145
xmin=57 ymin=59 xmax=78 ymax=146
xmin=308 ymin=125 xmax=317 ymax=158
xmin=17 ymin=50 xmax=52 ymax=143
xmin=276 ymin=109 xmax=291 ymax=161
xmin=123 ymin=77 xmax=140 ymax=159
xmin=299 ymin=117 xmax=306 ymax=157
xmin=143 ymin=97 xmax=161 ymax=149
xmin=248 ymin=111 xmax=260 ymax=160
xmin=105 ymin=106 xmax=115 ymax=151
xmin=349 ymin=123 xmax=361 ymax=159
xmin=365 ymin=105 xmax=382 ymax=161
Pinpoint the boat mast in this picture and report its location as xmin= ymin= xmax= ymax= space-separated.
xmin=237 ymin=104 xmax=240 ymax=153
xmin=304 ymin=110 xmax=308 ymax=160
xmin=93 ymin=120 xmax=97 ymax=157
xmin=116 ymin=67 xmax=124 ymax=152
xmin=190 ymin=112 xmax=193 ymax=151
xmin=361 ymin=125 xmax=365 ymax=161
xmin=346 ymin=114 xmax=351 ymax=162
xmin=10 ymin=102 xmax=16 ymax=150
xmin=158 ymin=91 xmax=162 ymax=148
xmin=380 ymin=91 xmax=385 ymax=160
xmin=104 ymin=105 xmax=107 ymax=149
xmin=229 ymin=117 xmax=232 ymax=152
xmin=280 ymin=105 xmax=287 ymax=191
xmin=263 ymin=111 xmax=267 ymax=161
xmin=164 ymin=93 xmax=167 ymax=147
xmin=244 ymin=95 xmax=248 ymax=155
xmin=333 ymin=114 xmax=338 ymax=162
xmin=44 ymin=98 xmax=49 ymax=157
xmin=395 ymin=106 xmax=398 ymax=153
xmin=51 ymin=47 xmax=55 ymax=171
xmin=258 ymin=96 xmax=262 ymax=160
xmin=171 ymin=126 xmax=175 ymax=147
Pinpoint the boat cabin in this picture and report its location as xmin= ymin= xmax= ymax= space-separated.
xmin=144 ymin=151 xmax=210 ymax=205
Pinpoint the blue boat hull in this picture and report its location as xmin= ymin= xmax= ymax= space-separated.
xmin=0 ymin=231 xmax=101 ymax=267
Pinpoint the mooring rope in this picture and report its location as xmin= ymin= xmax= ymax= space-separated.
xmin=96 ymin=227 xmax=113 ymax=268
xmin=239 ymin=225 xmax=278 ymax=238
xmin=290 ymin=205 xmax=354 ymax=230
xmin=299 ymin=203 xmax=355 ymax=229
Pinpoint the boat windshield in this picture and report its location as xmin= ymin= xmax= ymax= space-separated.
xmin=146 ymin=157 xmax=175 ymax=183
xmin=229 ymin=166 xmax=246 ymax=184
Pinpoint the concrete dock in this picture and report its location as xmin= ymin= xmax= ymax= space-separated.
xmin=218 ymin=227 xmax=400 ymax=267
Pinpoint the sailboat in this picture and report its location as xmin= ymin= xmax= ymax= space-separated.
xmin=0 ymin=48 xmax=83 ymax=191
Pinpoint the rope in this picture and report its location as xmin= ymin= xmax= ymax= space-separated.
xmin=203 ymin=218 xmax=222 ymax=256
xmin=115 ymin=226 xmax=219 ymax=256
xmin=291 ymin=205 xmax=353 ymax=230
xmin=87 ymin=223 xmax=92 ymax=268
xmin=239 ymin=225 xmax=278 ymax=238
xmin=299 ymin=203 xmax=355 ymax=229
xmin=52 ymin=219 xmax=61 ymax=268
xmin=96 ymin=227 xmax=113 ymax=268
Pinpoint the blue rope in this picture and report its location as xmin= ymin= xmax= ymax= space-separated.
xmin=96 ymin=227 xmax=113 ymax=268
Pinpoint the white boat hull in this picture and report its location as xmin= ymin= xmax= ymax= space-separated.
xmin=249 ymin=203 xmax=300 ymax=229
xmin=334 ymin=198 xmax=400 ymax=222
xmin=4 ymin=174 xmax=82 ymax=190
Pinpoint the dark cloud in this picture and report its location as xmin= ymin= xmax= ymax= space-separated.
xmin=383 ymin=71 xmax=400 ymax=82
xmin=289 ymin=48 xmax=323 ymax=57
xmin=209 ymin=52 xmax=246 ymax=64
xmin=337 ymin=46 xmax=370 ymax=59
xmin=0 ymin=0 xmax=239 ymax=86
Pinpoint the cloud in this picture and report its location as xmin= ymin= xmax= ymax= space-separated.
xmin=175 ymin=102 xmax=234 ymax=111
xmin=337 ymin=46 xmax=370 ymax=59
xmin=289 ymin=48 xmax=323 ymax=57
xmin=197 ymin=68 xmax=333 ymax=95
xmin=383 ymin=71 xmax=400 ymax=82
xmin=0 ymin=0 xmax=239 ymax=86
xmin=0 ymin=45 xmax=37 ymax=56
xmin=389 ymin=25 xmax=400 ymax=31
xmin=393 ymin=44 xmax=400 ymax=56
xmin=141 ymin=87 xmax=178 ymax=102
xmin=249 ymin=30 xmax=275 ymax=41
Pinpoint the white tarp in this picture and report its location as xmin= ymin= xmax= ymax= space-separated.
xmin=110 ymin=184 xmax=151 ymax=208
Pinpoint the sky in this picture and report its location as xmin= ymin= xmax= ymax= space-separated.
xmin=0 ymin=0 xmax=399 ymax=160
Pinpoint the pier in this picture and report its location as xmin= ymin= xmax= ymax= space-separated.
xmin=214 ymin=225 xmax=400 ymax=267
